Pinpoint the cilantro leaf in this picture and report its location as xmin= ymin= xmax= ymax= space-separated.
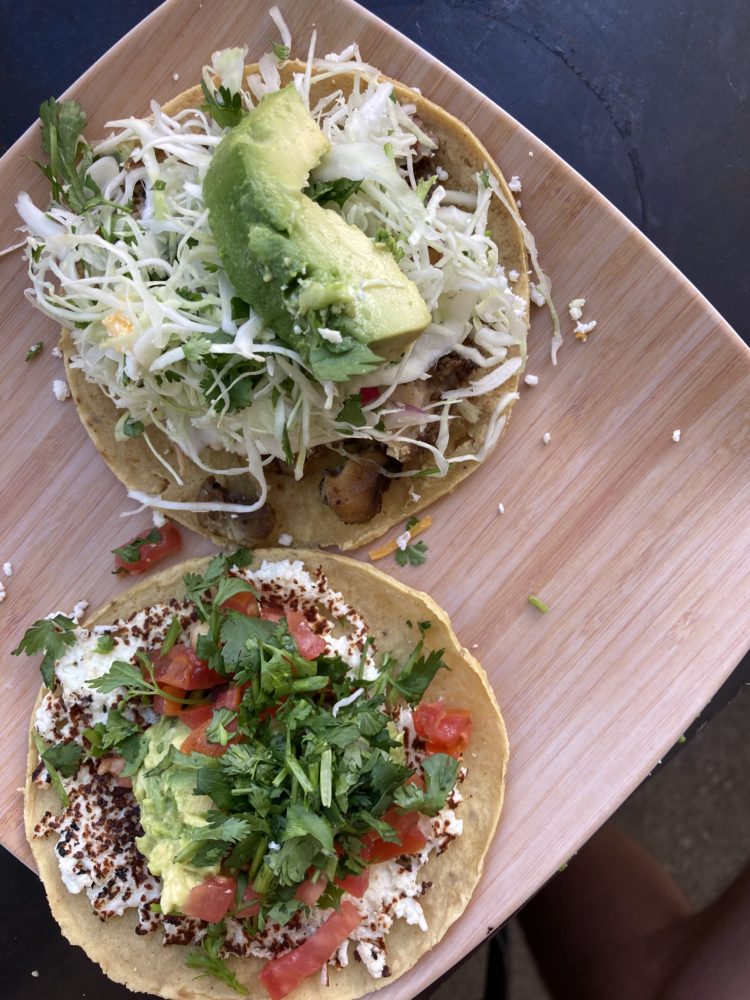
xmin=87 ymin=660 xmax=144 ymax=694
xmin=186 ymin=923 xmax=247 ymax=994
xmin=41 ymin=740 xmax=83 ymax=778
xmin=308 ymin=340 xmax=384 ymax=382
xmin=112 ymin=528 xmax=161 ymax=564
xmin=305 ymin=178 xmax=362 ymax=207
xmin=122 ymin=415 xmax=144 ymax=438
xmin=393 ymin=753 xmax=459 ymax=816
xmin=25 ymin=341 xmax=44 ymax=361
xmin=394 ymin=540 xmax=428 ymax=567
xmin=32 ymin=732 xmax=73 ymax=806
xmin=375 ymin=227 xmax=404 ymax=261
xmin=336 ymin=395 xmax=366 ymax=428
xmin=387 ymin=642 xmax=448 ymax=705
xmin=200 ymin=81 xmax=245 ymax=129
xmin=207 ymin=709 xmax=237 ymax=747
xmin=94 ymin=633 xmax=115 ymax=654
xmin=12 ymin=614 xmax=77 ymax=688
xmin=480 ymin=167 xmax=490 ymax=188
xmin=83 ymin=708 xmax=140 ymax=756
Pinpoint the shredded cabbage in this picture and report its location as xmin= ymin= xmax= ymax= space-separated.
xmin=17 ymin=11 xmax=543 ymax=515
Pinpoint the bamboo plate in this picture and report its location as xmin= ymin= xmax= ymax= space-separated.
xmin=0 ymin=1 xmax=749 ymax=997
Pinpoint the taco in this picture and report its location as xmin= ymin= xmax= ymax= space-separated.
xmin=18 ymin=19 xmax=530 ymax=550
xmin=19 ymin=549 xmax=507 ymax=999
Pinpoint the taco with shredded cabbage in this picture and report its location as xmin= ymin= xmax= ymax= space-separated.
xmin=19 ymin=548 xmax=507 ymax=999
xmin=17 ymin=11 xmax=547 ymax=549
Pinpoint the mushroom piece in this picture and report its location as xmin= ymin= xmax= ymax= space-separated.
xmin=320 ymin=451 xmax=389 ymax=524
xmin=196 ymin=475 xmax=274 ymax=543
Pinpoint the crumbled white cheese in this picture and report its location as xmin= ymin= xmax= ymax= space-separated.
xmin=51 ymin=345 xmax=63 ymax=358
xmin=52 ymin=379 xmax=70 ymax=401
xmin=2 ymin=562 xmax=12 ymax=577
xmin=524 ymin=373 xmax=539 ymax=386
xmin=508 ymin=175 xmax=522 ymax=193
xmin=277 ymin=532 xmax=293 ymax=546
xmin=574 ymin=319 xmax=597 ymax=338
xmin=508 ymin=269 xmax=520 ymax=282
xmin=528 ymin=150 xmax=534 ymax=157
xmin=672 ymin=429 xmax=681 ymax=442
xmin=497 ymin=502 xmax=505 ymax=514
xmin=72 ymin=600 xmax=89 ymax=622
xmin=529 ymin=283 xmax=546 ymax=307
xmin=408 ymin=487 xmax=421 ymax=504
xmin=542 ymin=432 xmax=552 ymax=445
xmin=54 ymin=630 xmax=141 ymax=726
xmin=318 ymin=327 xmax=343 ymax=344
xmin=151 ymin=509 xmax=166 ymax=529
xmin=395 ymin=531 xmax=411 ymax=551
xmin=435 ymin=165 xmax=448 ymax=181
xmin=0 ymin=581 xmax=5 ymax=604
xmin=172 ymin=72 xmax=179 ymax=81
xmin=568 ymin=297 xmax=586 ymax=320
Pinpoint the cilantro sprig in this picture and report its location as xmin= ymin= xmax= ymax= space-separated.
xmin=12 ymin=614 xmax=77 ymax=688
xmin=395 ymin=517 xmax=429 ymax=567
xmin=112 ymin=528 xmax=162 ymax=566
xmin=87 ymin=655 xmax=207 ymax=707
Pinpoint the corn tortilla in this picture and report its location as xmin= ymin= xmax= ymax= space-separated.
xmin=25 ymin=550 xmax=507 ymax=1000
xmin=64 ymin=64 xmax=528 ymax=550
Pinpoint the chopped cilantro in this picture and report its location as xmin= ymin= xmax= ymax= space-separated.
xmin=528 ymin=595 xmax=550 ymax=614
xmin=112 ymin=528 xmax=161 ymax=565
xmin=186 ymin=923 xmax=247 ymax=994
xmin=336 ymin=395 xmax=366 ymax=427
xmin=94 ymin=633 xmax=115 ymax=654
xmin=25 ymin=341 xmax=44 ymax=361
xmin=480 ymin=167 xmax=490 ymax=188
xmin=200 ymin=81 xmax=244 ymax=128
xmin=207 ymin=709 xmax=238 ymax=747
xmin=272 ymin=42 xmax=290 ymax=61
xmin=122 ymin=414 xmax=144 ymax=438
xmin=12 ymin=613 xmax=77 ymax=688
xmin=375 ymin=227 xmax=404 ymax=261
xmin=395 ymin=540 xmax=427 ymax=567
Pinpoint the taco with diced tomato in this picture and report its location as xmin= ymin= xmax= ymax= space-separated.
xmin=20 ymin=548 xmax=507 ymax=999
xmin=17 ymin=12 xmax=535 ymax=550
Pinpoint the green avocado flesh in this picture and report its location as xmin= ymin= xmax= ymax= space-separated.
xmin=132 ymin=719 xmax=216 ymax=914
xmin=203 ymin=84 xmax=431 ymax=381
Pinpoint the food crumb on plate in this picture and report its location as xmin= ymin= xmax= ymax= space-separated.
xmin=528 ymin=150 xmax=534 ymax=157
xmin=508 ymin=175 xmax=522 ymax=193
xmin=31 ymin=971 xmax=39 ymax=978
xmin=395 ymin=530 xmax=411 ymax=551
xmin=52 ymin=378 xmax=70 ymax=401
xmin=51 ymin=345 xmax=63 ymax=358
xmin=672 ymin=429 xmax=682 ymax=442
xmin=0 ymin=581 xmax=6 ymax=604
xmin=277 ymin=533 xmax=293 ymax=546
xmin=529 ymin=283 xmax=546 ymax=307
xmin=568 ymin=298 xmax=586 ymax=321
xmin=72 ymin=600 xmax=89 ymax=622
xmin=524 ymin=373 xmax=539 ymax=386
xmin=542 ymin=432 xmax=552 ymax=445
xmin=2 ymin=562 xmax=12 ymax=577
xmin=173 ymin=72 xmax=179 ymax=81
xmin=574 ymin=319 xmax=597 ymax=341
xmin=497 ymin=502 xmax=505 ymax=514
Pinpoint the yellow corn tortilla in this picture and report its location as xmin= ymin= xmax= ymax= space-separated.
xmin=64 ymin=64 xmax=528 ymax=550
xmin=25 ymin=550 xmax=508 ymax=1000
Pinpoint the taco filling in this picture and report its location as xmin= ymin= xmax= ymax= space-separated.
xmin=15 ymin=9 xmax=546 ymax=549
xmin=18 ymin=553 xmax=475 ymax=998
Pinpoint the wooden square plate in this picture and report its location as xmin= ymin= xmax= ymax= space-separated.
xmin=0 ymin=1 xmax=748 ymax=996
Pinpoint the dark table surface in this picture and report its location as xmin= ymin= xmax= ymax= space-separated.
xmin=1 ymin=2 xmax=748 ymax=998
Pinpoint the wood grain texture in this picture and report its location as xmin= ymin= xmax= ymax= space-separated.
xmin=0 ymin=1 xmax=748 ymax=997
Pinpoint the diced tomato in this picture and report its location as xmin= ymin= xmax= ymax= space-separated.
xmin=183 ymin=875 xmax=236 ymax=923
xmin=359 ymin=386 xmax=380 ymax=405
xmin=413 ymin=702 xmax=472 ymax=757
xmin=222 ymin=590 xmax=259 ymax=617
xmin=335 ymin=869 xmax=370 ymax=898
xmin=295 ymin=873 xmax=328 ymax=907
xmin=360 ymin=808 xmax=427 ymax=863
xmin=285 ymin=611 xmax=328 ymax=661
xmin=236 ymin=885 xmax=264 ymax=919
xmin=153 ymin=683 xmax=183 ymax=716
xmin=215 ymin=685 xmax=244 ymax=711
xmin=180 ymin=716 xmax=233 ymax=757
xmin=113 ymin=522 xmax=182 ymax=574
xmin=260 ymin=604 xmax=285 ymax=622
xmin=259 ymin=901 xmax=362 ymax=1000
xmin=154 ymin=644 xmax=224 ymax=692
xmin=178 ymin=703 xmax=214 ymax=730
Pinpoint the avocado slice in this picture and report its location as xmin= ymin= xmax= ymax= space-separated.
xmin=203 ymin=85 xmax=431 ymax=381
